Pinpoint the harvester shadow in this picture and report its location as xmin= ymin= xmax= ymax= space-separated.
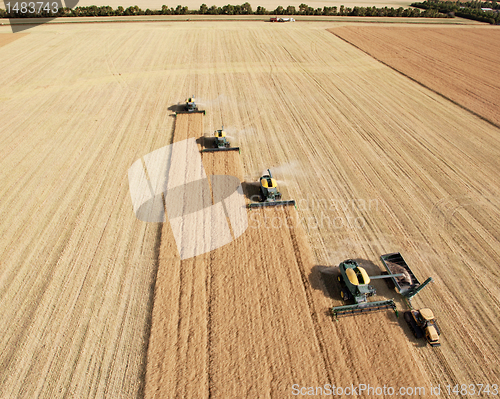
xmin=241 ymin=181 xmax=263 ymax=202
xmin=309 ymin=265 xmax=342 ymax=300
xmin=196 ymin=136 xmax=206 ymax=149
xmin=167 ymin=103 xmax=185 ymax=115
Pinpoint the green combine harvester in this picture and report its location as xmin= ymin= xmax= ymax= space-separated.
xmin=248 ymin=169 xmax=296 ymax=208
xmin=176 ymin=96 xmax=205 ymax=115
xmin=331 ymin=254 xmax=435 ymax=319
xmin=201 ymin=127 xmax=240 ymax=153
xmin=331 ymin=259 xmax=403 ymax=319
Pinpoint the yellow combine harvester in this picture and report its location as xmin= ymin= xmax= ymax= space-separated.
xmin=331 ymin=259 xmax=401 ymax=319
xmin=201 ymin=127 xmax=240 ymax=153
xmin=176 ymin=96 xmax=205 ymax=114
xmin=248 ymin=169 xmax=295 ymax=208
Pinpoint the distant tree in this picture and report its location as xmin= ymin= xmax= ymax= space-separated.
xmin=322 ymin=6 xmax=335 ymax=15
xmin=222 ymin=4 xmax=235 ymax=14
xmin=207 ymin=5 xmax=218 ymax=13
xmin=241 ymin=2 xmax=252 ymax=13
xmin=286 ymin=5 xmax=296 ymax=14
xmin=274 ymin=5 xmax=284 ymax=14
xmin=176 ymin=5 xmax=188 ymax=13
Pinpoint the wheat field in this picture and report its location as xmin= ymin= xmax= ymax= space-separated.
xmin=1 ymin=21 xmax=499 ymax=398
xmin=331 ymin=25 xmax=500 ymax=127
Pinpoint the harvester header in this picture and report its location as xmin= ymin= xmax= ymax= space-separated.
xmin=332 ymin=300 xmax=398 ymax=319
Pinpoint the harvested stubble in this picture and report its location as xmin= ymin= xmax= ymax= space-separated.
xmin=145 ymin=114 xmax=431 ymax=398
xmin=2 ymin=21 xmax=500 ymax=399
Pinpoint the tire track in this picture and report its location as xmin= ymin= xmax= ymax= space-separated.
xmin=258 ymin=40 xmax=335 ymax=387
xmin=286 ymin=206 xmax=335 ymax=384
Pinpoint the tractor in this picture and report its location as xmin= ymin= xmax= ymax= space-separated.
xmin=404 ymin=308 xmax=441 ymax=347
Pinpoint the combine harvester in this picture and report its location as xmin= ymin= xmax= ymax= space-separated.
xmin=248 ymin=169 xmax=296 ymax=208
xmin=331 ymin=259 xmax=403 ymax=319
xmin=201 ymin=126 xmax=240 ymax=153
xmin=176 ymin=96 xmax=205 ymax=115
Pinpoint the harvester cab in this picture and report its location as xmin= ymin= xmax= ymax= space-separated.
xmin=186 ymin=97 xmax=197 ymax=112
xmin=331 ymin=259 xmax=403 ymax=319
xmin=338 ymin=260 xmax=375 ymax=303
xmin=201 ymin=126 xmax=240 ymax=153
xmin=260 ymin=169 xmax=281 ymax=202
xmin=215 ymin=128 xmax=228 ymax=148
xmin=248 ymin=169 xmax=296 ymax=208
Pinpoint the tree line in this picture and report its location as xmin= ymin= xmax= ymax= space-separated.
xmin=411 ymin=0 xmax=500 ymax=23
xmin=1 ymin=2 xmax=449 ymax=18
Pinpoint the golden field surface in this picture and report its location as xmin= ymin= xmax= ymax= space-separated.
xmin=0 ymin=32 xmax=27 ymax=46
xmin=331 ymin=25 xmax=500 ymax=127
xmin=1 ymin=21 xmax=500 ymax=398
